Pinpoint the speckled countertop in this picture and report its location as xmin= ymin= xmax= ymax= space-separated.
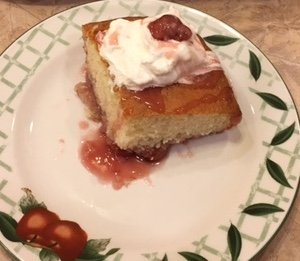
xmin=0 ymin=0 xmax=300 ymax=260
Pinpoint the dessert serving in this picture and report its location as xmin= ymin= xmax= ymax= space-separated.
xmin=78 ymin=10 xmax=241 ymax=168
xmin=2 ymin=1 xmax=299 ymax=260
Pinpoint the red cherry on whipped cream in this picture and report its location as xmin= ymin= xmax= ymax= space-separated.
xmin=148 ymin=14 xmax=192 ymax=41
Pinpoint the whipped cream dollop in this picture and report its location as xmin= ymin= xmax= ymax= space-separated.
xmin=98 ymin=11 xmax=221 ymax=91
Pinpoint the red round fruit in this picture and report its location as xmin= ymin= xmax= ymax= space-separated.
xmin=42 ymin=220 xmax=88 ymax=261
xmin=16 ymin=207 xmax=60 ymax=247
xmin=148 ymin=14 xmax=192 ymax=41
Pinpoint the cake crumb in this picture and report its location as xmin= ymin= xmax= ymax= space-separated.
xmin=79 ymin=120 xmax=89 ymax=130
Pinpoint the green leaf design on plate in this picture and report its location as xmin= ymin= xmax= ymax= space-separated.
xmin=39 ymin=248 xmax=59 ymax=261
xmin=104 ymin=248 xmax=120 ymax=256
xmin=178 ymin=251 xmax=208 ymax=261
xmin=271 ymin=122 xmax=295 ymax=145
xmin=19 ymin=188 xmax=47 ymax=214
xmin=242 ymin=203 xmax=284 ymax=216
xmin=256 ymin=92 xmax=288 ymax=111
xmin=77 ymin=248 xmax=120 ymax=261
xmin=249 ymin=50 xmax=261 ymax=81
xmin=266 ymin=158 xmax=293 ymax=188
xmin=227 ymin=224 xmax=242 ymax=261
xmin=203 ymin=35 xmax=239 ymax=46
xmin=80 ymin=239 xmax=110 ymax=258
xmin=0 ymin=211 xmax=21 ymax=242
xmin=162 ymin=254 xmax=168 ymax=261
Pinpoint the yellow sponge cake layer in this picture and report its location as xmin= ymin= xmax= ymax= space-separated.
xmin=82 ymin=18 xmax=242 ymax=154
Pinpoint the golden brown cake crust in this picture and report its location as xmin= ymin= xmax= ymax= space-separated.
xmin=81 ymin=17 xmax=242 ymax=153
xmin=82 ymin=18 xmax=242 ymax=125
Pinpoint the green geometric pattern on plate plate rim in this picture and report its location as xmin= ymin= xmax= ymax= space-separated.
xmin=0 ymin=0 xmax=299 ymax=260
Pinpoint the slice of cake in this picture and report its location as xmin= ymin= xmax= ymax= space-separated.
xmin=81 ymin=12 xmax=242 ymax=160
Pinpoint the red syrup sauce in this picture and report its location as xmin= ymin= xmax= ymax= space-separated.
xmin=80 ymin=128 xmax=162 ymax=190
xmin=76 ymin=13 xmax=196 ymax=188
xmin=75 ymin=81 xmax=102 ymax=122
xmin=79 ymin=120 xmax=89 ymax=130
xmin=75 ymin=78 xmax=167 ymax=190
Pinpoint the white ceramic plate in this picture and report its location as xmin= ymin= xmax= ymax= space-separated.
xmin=0 ymin=0 xmax=299 ymax=260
